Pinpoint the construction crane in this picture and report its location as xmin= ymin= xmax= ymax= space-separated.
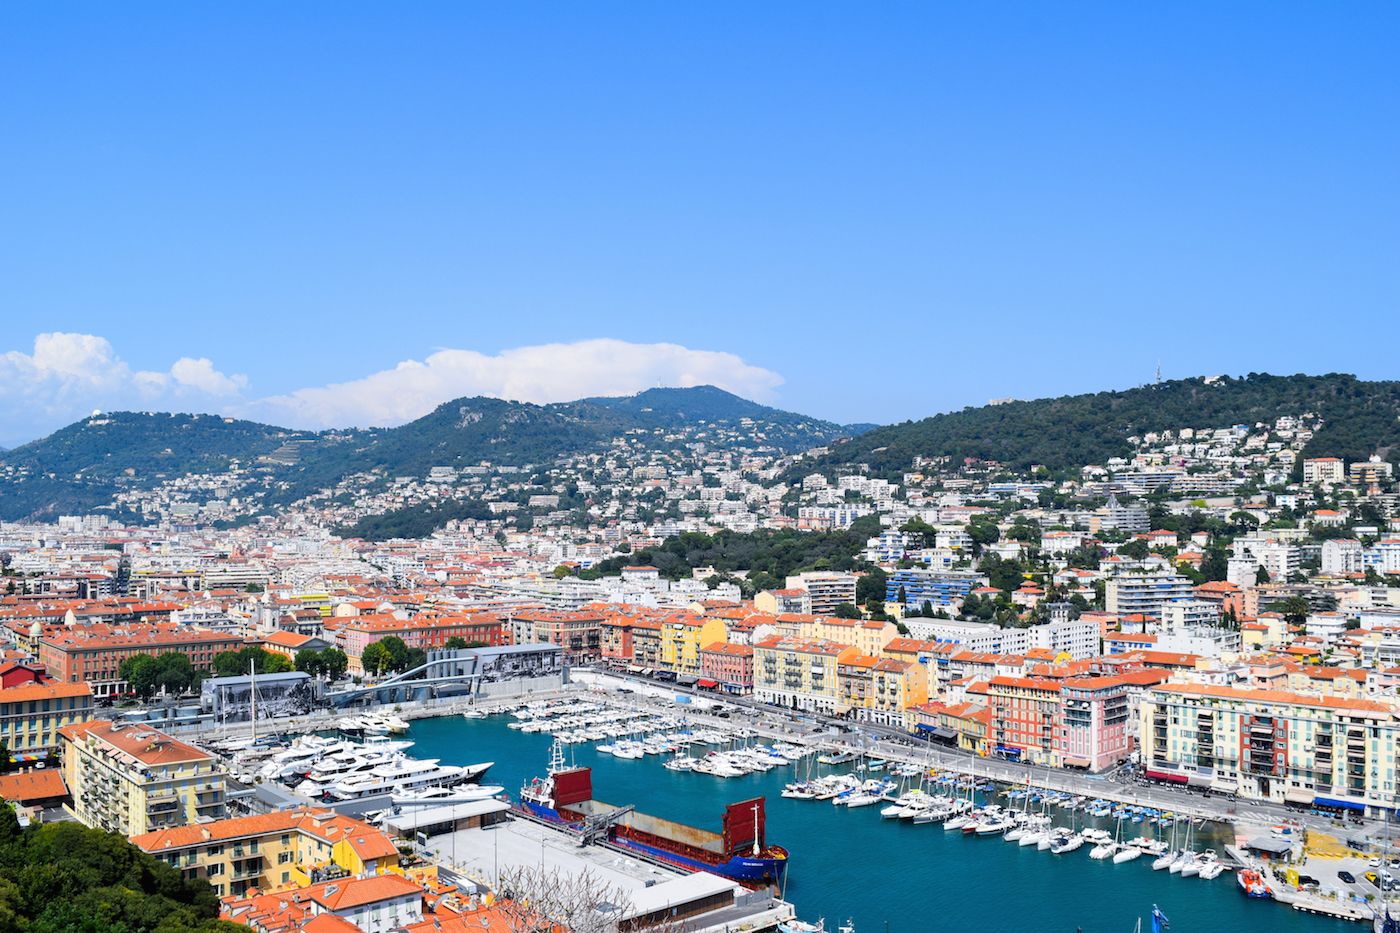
xmin=576 ymin=805 xmax=635 ymax=847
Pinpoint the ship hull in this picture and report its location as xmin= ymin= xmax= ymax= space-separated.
xmin=521 ymin=801 xmax=787 ymax=885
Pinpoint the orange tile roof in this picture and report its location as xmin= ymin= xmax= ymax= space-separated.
xmin=59 ymin=721 xmax=211 ymax=766
xmin=0 ymin=768 xmax=67 ymax=802
xmin=0 ymin=681 xmax=91 ymax=704
xmin=1154 ymin=682 xmax=1394 ymax=715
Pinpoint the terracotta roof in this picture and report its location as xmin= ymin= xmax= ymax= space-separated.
xmin=0 ymin=769 xmax=67 ymax=802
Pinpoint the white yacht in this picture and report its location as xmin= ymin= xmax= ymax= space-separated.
xmin=329 ymin=757 xmax=470 ymax=800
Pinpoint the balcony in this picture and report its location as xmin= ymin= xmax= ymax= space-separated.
xmin=231 ymin=858 xmax=265 ymax=880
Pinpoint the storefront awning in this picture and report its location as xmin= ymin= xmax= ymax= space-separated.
xmin=1063 ymin=756 xmax=1092 ymax=769
xmin=1186 ymin=773 xmax=1213 ymax=789
xmin=1145 ymin=768 xmax=1189 ymax=785
xmin=696 ymin=678 xmax=719 ymax=688
xmin=1283 ymin=789 xmax=1314 ymax=806
xmin=1314 ymin=796 xmax=1366 ymax=812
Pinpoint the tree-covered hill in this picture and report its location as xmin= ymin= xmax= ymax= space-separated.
xmin=0 ymin=412 xmax=307 ymax=520
xmin=801 ymin=373 xmax=1400 ymax=478
xmin=0 ymin=386 xmax=867 ymax=521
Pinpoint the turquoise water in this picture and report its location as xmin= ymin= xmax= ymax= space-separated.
xmin=408 ymin=715 xmax=1355 ymax=933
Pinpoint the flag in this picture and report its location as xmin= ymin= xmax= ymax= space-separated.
xmin=1151 ymin=905 xmax=1170 ymax=933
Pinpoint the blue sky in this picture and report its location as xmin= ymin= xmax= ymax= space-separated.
xmin=2 ymin=2 xmax=1396 ymax=446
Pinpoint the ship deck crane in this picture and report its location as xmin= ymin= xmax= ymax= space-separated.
xmin=577 ymin=804 xmax=635 ymax=846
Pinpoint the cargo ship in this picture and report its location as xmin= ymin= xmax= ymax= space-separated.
xmin=518 ymin=740 xmax=788 ymax=887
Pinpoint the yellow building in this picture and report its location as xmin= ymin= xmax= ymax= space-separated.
xmin=659 ymin=616 xmax=728 ymax=676
xmin=0 ymin=679 xmax=93 ymax=764
xmin=836 ymin=654 xmax=929 ymax=727
xmin=131 ymin=807 xmax=403 ymax=899
xmin=752 ymin=635 xmax=851 ymax=714
xmin=807 ymin=617 xmax=899 ymax=656
xmin=59 ymin=721 xmax=226 ymax=836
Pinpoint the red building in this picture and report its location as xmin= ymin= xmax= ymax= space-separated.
xmin=38 ymin=623 xmax=245 ymax=698
xmin=699 ymin=642 xmax=754 ymax=694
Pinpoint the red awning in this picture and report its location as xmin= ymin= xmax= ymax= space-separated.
xmin=696 ymin=678 xmax=720 ymax=688
xmin=1145 ymin=768 xmax=1189 ymax=785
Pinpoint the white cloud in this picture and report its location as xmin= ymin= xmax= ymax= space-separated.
xmin=250 ymin=338 xmax=783 ymax=429
xmin=0 ymin=332 xmax=247 ymax=446
xmin=0 ymin=333 xmax=783 ymax=445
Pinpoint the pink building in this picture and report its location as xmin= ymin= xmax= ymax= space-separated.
xmin=699 ymin=642 xmax=754 ymax=694
xmin=1058 ymin=675 xmax=1133 ymax=771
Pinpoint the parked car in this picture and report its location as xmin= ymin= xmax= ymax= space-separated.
xmin=1339 ymin=871 xmax=1356 ymax=884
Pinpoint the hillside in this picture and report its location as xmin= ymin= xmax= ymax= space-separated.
xmin=0 ymin=386 xmax=864 ymax=521
xmin=802 ymin=373 xmax=1400 ymax=477
xmin=0 ymin=412 xmax=308 ymax=520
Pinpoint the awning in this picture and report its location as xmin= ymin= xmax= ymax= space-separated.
xmin=915 ymin=724 xmax=957 ymax=741
xmin=833 ymin=704 xmax=853 ymax=716
xmin=696 ymin=678 xmax=719 ymax=688
xmin=1314 ymin=796 xmax=1366 ymax=812
xmin=1063 ymin=756 xmax=1092 ymax=769
xmin=1145 ymin=768 xmax=1189 ymax=785
xmin=1210 ymin=781 xmax=1238 ymax=794
xmin=1283 ymin=788 xmax=1314 ymax=806
xmin=1186 ymin=773 xmax=1213 ymax=789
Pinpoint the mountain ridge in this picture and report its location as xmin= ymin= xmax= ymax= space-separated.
xmin=0 ymin=385 xmax=867 ymax=521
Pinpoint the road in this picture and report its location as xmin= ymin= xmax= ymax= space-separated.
xmin=576 ymin=667 xmax=1394 ymax=854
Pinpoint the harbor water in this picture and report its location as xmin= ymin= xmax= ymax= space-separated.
xmin=407 ymin=714 xmax=1355 ymax=933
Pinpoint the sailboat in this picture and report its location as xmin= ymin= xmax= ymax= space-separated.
xmin=1152 ymin=821 xmax=1178 ymax=870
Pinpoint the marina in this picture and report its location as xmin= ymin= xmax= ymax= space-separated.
xmin=395 ymin=705 xmax=1357 ymax=933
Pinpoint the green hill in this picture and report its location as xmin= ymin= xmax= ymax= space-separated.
xmin=0 ymin=412 xmax=307 ymax=519
xmin=0 ymin=386 xmax=866 ymax=521
xmin=803 ymin=373 xmax=1400 ymax=477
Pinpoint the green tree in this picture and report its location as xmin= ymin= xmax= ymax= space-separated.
xmin=444 ymin=636 xmax=468 ymax=650
xmin=119 ymin=653 xmax=160 ymax=699
xmin=1116 ymin=539 xmax=1150 ymax=560
xmin=152 ymin=652 xmax=197 ymax=695
xmin=212 ymin=646 xmax=292 ymax=678
xmin=855 ymin=568 xmax=888 ymax=605
xmin=319 ymin=648 xmax=348 ymax=680
xmin=360 ymin=641 xmax=388 ymax=675
xmin=832 ymin=602 xmax=861 ymax=619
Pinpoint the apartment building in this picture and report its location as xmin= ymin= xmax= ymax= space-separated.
xmin=1321 ymin=539 xmax=1365 ymax=576
xmin=335 ymin=613 xmax=509 ymax=674
xmin=659 ymin=615 xmax=728 ymax=676
xmin=988 ymin=676 xmax=1063 ymax=767
xmin=1141 ymin=683 xmax=1400 ymax=814
xmin=785 ymin=572 xmax=859 ymax=615
xmin=836 ymin=655 xmax=928 ymax=727
xmin=754 ymin=589 xmax=810 ymax=615
xmin=39 ymin=623 xmax=244 ymax=698
xmin=1302 ymin=457 xmax=1346 ymax=486
xmin=0 ymin=679 xmax=93 ymax=764
xmin=131 ymin=808 xmax=400 ymax=899
xmin=1059 ymin=676 xmax=1133 ymax=772
xmin=752 ymin=636 xmax=853 ymax=714
xmin=508 ymin=609 xmax=603 ymax=663
xmin=60 ymin=721 xmax=227 ymax=835
xmin=1104 ymin=573 xmax=1195 ymax=618
xmin=886 ymin=569 xmax=987 ymax=607
xmin=698 ymin=642 xmax=754 ymax=694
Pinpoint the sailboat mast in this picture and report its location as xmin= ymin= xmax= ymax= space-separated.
xmin=250 ymin=657 xmax=257 ymax=745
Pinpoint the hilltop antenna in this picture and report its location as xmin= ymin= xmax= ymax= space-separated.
xmin=1155 ymin=362 xmax=1162 ymax=385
